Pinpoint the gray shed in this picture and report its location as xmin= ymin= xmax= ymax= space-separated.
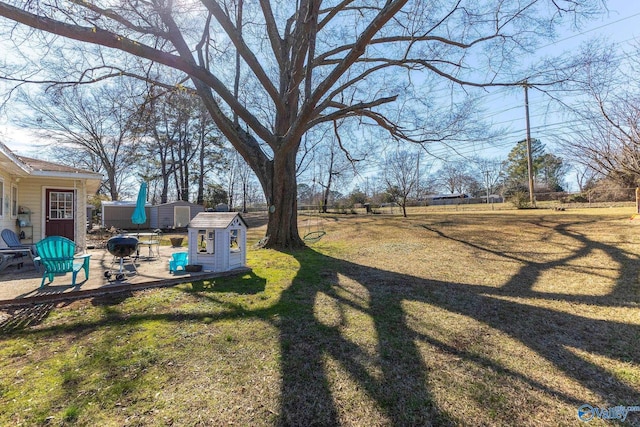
xmin=101 ymin=201 xmax=151 ymax=230
xmin=150 ymin=201 xmax=204 ymax=229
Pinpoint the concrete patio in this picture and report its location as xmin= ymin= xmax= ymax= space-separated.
xmin=0 ymin=244 xmax=250 ymax=307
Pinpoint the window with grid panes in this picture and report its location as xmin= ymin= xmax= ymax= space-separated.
xmin=49 ymin=191 xmax=74 ymax=219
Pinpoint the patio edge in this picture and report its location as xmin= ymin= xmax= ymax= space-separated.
xmin=0 ymin=267 xmax=252 ymax=308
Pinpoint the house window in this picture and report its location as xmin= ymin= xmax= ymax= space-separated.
xmin=11 ymin=185 xmax=17 ymax=217
xmin=0 ymin=180 xmax=4 ymax=217
xmin=49 ymin=191 xmax=74 ymax=219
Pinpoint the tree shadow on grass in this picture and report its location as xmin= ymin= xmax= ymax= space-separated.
xmin=278 ymin=250 xmax=454 ymax=425
xmin=2 ymin=217 xmax=639 ymax=425
xmin=190 ymin=270 xmax=267 ymax=294
xmin=275 ymin=217 xmax=640 ymax=425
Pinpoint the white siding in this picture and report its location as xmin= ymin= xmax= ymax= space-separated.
xmin=0 ymin=170 xmax=15 ymax=248
xmin=9 ymin=178 xmax=89 ymax=250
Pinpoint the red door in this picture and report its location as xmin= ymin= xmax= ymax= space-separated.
xmin=45 ymin=189 xmax=75 ymax=241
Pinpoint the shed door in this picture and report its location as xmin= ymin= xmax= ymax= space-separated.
xmin=45 ymin=189 xmax=75 ymax=241
xmin=174 ymin=206 xmax=190 ymax=228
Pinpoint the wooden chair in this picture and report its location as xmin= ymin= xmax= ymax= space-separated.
xmin=34 ymin=236 xmax=91 ymax=288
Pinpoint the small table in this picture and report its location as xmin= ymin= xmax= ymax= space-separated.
xmin=127 ymin=232 xmax=161 ymax=260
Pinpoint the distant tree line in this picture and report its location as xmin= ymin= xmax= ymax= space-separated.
xmin=297 ymin=138 xmax=572 ymax=216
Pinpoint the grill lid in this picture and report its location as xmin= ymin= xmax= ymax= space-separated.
xmin=106 ymin=235 xmax=139 ymax=258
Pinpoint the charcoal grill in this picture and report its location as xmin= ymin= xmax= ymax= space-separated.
xmin=105 ymin=235 xmax=139 ymax=281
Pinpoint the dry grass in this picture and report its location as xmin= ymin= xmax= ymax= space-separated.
xmin=1 ymin=207 xmax=639 ymax=426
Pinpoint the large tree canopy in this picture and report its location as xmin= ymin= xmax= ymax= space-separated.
xmin=0 ymin=0 xmax=605 ymax=248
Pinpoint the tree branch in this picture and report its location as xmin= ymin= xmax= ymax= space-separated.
xmin=201 ymin=0 xmax=283 ymax=112
xmin=307 ymin=96 xmax=398 ymax=130
xmin=0 ymin=1 xmax=275 ymax=145
xmin=259 ymin=0 xmax=284 ymax=67
xmin=288 ymin=0 xmax=409 ymax=145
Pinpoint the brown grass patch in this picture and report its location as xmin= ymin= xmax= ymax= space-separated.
xmin=2 ymin=208 xmax=639 ymax=426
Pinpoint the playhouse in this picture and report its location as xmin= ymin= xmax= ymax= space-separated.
xmin=187 ymin=212 xmax=248 ymax=272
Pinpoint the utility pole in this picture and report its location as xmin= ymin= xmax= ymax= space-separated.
xmin=415 ymin=150 xmax=420 ymax=204
xmin=523 ymin=81 xmax=536 ymax=207
xmin=485 ymin=170 xmax=490 ymax=205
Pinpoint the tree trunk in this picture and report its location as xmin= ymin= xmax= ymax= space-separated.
xmin=242 ymin=181 xmax=247 ymax=213
xmin=108 ymin=173 xmax=119 ymax=201
xmin=197 ymin=141 xmax=205 ymax=205
xmin=264 ymin=147 xmax=304 ymax=249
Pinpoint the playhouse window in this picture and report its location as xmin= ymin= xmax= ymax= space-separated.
xmin=197 ymin=229 xmax=215 ymax=254
xmin=230 ymin=229 xmax=240 ymax=252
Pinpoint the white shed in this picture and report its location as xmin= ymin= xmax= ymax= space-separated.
xmin=187 ymin=212 xmax=248 ymax=272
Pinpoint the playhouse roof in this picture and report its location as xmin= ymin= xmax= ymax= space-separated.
xmin=188 ymin=212 xmax=248 ymax=229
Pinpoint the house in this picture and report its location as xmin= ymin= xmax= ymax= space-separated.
xmin=0 ymin=142 xmax=103 ymax=250
xmin=186 ymin=212 xmax=248 ymax=272
xmin=101 ymin=201 xmax=151 ymax=230
xmin=150 ymin=201 xmax=204 ymax=229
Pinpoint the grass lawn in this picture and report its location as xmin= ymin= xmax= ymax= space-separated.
xmin=1 ymin=207 xmax=639 ymax=426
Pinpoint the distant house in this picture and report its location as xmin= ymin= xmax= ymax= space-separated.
xmin=426 ymin=193 xmax=469 ymax=200
xmin=0 ymin=141 xmax=103 ymax=250
xmin=424 ymin=193 xmax=504 ymax=205
xmin=150 ymin=201 xmax=204 ymax=229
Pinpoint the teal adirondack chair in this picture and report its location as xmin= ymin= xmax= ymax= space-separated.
xmin=34 ymin=236 xmax=91 ymax=288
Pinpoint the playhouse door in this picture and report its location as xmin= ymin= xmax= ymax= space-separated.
xmin=45 ymin=189 xmax=75 ymax=241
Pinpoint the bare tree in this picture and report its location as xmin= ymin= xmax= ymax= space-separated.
xmin=0 ymin=1 xmax=606 ymax=248
xmin=437 ymin=160 xmax=472 ymax=195
xmin=556 ymin=42 xmax=640 ymax=187
xmin=235 ymin=153 xmax=259 ymax=213
xmin=220 ymin=150 xmax=255 ymax=212
xmin=472 ymin=157 xmax=505 ymax=201
xmin=384 ymin=149 xmax=419 ymax=217
xmin=138 ymin=89 xmax=224 ymax=204
xmin=18 ymin=82 xmax=141 ymax=200
xmin=314 ymin=135 xmax=358 ymax=213
xmin=573 ymin=163 xmax=599 ymax=193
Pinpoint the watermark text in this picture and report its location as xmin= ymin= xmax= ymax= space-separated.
xmin=578 ymin=404 xmax=640 ymax=422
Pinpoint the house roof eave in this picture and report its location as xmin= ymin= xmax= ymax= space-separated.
xmin=29 ymin=170 xmax=104 ymax=181
xmin=0 ymin=141 xmax=32 ymax=175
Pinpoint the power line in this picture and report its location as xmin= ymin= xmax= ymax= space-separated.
xmin=536 ymin=11 xmax=640 ymax=50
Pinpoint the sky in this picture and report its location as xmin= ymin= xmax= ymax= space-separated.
xmin=412 ymin=0 xmax=640 ymax=191
xmin=336 ymin=0 xmax=640 ymax=193
xmin=1 ymin=1 xmax=640 ymax=192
